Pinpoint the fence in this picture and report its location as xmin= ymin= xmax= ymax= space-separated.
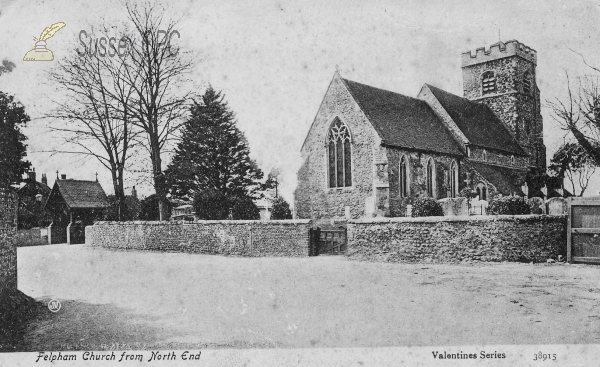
xmin=567 ymin=197 xmax=600 ymax=264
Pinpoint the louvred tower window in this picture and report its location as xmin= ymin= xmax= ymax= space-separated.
xmin=482 ymin=71 xmax=496 ymax=95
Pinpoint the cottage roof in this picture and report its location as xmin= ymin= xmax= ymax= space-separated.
xmin=342 ymin=78 xmax=464 ymax=156
xmin=17 ymin=180 xmax=51 ymax=197
xmin=469 ymin=161 xmax=526 ymax=195
xmin=425 ymin=85 xmax=527 ymax=156
xmin=50 ymin=180 xmax=109 ymax=209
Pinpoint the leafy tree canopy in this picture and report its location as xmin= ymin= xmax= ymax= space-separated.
xmin=193 ymin=189 xmax=230 ymax=220
xmin=193 ymin=189 xmax=260 ymax=220
xmin=103 ymin=194 xmax=141 ymax=221
xmin=0 ymin=60 xmax=16 ymax=76
xmin=0 ymin=91 xmax=31 ymax=188
xmin=271 ymin=196 xmax=292 ymax=220
xmin=139 ymin=194 xmax=171 ymax=221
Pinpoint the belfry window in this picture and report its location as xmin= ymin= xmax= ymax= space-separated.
xmin=482 ymin=71 xmax=496 ymax=95
xmin=400 ymin=156 xmax=409 ymax=197
xmin=328 ymin=118 xmax=352 ymax=188
xmin=523 ymin=72 xmax=532 ymax=94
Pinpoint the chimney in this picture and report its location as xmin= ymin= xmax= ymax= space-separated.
xmin=131 ymin=186 xmax=137 ymax=198
xmin=27 ymin=168 xmax=36 ymax=182
xmin=61 ymin=174 xmax=67 ymax=180
xmin=41 ymin=173 xmax=47 ymax=186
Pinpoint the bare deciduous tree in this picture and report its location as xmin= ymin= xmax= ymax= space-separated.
xmin=48 ymin=39 xmax=138 ymax=220
xmin=118 ymin=1 xmax=196 ymax=220
xmin=549 ymin=141 xmax=597 ymax=196
xmin=548 ymin=68 xmax=600 ymax=166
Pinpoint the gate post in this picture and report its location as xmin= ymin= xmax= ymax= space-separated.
xmin=567 ymin=196 xmax=572 ymax=263
xmin=308 ymin=228 xmax=313 ymax=256
xmin=343 ymin=225 xmax=348 ymax=255
xmin=309 ymin=227 xmax=321 ymax=256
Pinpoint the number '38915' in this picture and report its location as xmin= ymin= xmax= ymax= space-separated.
xmin=533 ymin=352 xmax=556 ymax=361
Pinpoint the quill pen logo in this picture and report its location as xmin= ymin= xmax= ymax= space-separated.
xmin=23 ymin=22 xmax=66 ymax=61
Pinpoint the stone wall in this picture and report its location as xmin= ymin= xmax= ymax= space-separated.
xmin=347 ymin=215 xmax=566 ymax=263
xmin=0 ymin=190 xmax=18 ymax=291
xmin=0 ymin=229 xmax=17 ymax=291
xmin=86 ymin=220 xmax=312 ymax=257
xmin=14 ymin=228 xmax=47 ymax=247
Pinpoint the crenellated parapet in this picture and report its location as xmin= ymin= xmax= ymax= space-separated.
xmin=462 ymin=40 xmax=537 ymax=67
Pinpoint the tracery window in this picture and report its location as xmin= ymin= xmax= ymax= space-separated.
xmin=426 ymin=158 xmax=435 ymax=197
xmin=476 ymin=182 xmax=488 ymax=201
xmin=450 ymin=161 xmax=458 ymax=198
xmin=400 ymin=155 xmax=409 ymax=197
xmin=328 ymin=118 xmax=352 ymax=188
xmin=482 ymin=71 xmax=496 ymax=95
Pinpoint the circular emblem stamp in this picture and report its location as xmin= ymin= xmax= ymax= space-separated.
xmin=48 ymin=299 xmax=61 ymax=313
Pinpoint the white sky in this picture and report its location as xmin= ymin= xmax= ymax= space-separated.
xmin=1 ymin=0 xmax=600 ymax=202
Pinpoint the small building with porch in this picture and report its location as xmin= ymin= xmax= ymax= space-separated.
xmin=44 ymin=175 xmax=109 ymax=244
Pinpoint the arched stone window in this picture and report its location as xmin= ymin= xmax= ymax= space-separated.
xmin=426 ymin=158 xmax=435 ymax=197
xmin=399 ymin=155 xmax=409 ymax=197
xmin=523 ymin=71 xmax=532 ymax=95
xmin=476 ymin=182 xmax=488 ymax=201
xmin=482 ymin=71 xmax=496 ymax=95
xmin=450 ymin=161 xmax=458 ymax=198
xmin=328 ymin=118 xmax=352 ymax=188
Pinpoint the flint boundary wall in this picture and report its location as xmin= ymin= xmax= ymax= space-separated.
xmin=0 ymin=229 xmax=16 ymax=290
xmin=0 ymin=190 xmax=17 ymax=291
xmin=347 ymin=215 xmax=567 ymax=263
xmin=86 ymin=220 xmax=312 ymax=257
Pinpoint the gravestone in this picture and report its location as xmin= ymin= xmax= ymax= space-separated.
xmin=547 ymin=197 xmax=567 ymax=215
xmin=529 ymin=196 xmax=546 ymax=214
xmin=438 ymin=198 xmax=469 ymax=216
xmin=406 ymin=204 xmax=413 ymax=217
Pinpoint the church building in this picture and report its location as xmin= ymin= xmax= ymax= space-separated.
xmin=294 ymin=40 xmax=546 ymax=219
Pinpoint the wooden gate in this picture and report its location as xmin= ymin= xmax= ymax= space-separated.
xmin=310 ymin=227 xmax=347 ymax=256
xmin=567 ymin=197 xmax=600 ymax=264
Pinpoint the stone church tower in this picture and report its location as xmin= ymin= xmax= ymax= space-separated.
xmin=461 ymin=40 xmax=546 ymax=170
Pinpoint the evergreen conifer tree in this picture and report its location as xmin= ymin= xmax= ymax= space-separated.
xmin=165 ymin=87 xmax=263 ymax=203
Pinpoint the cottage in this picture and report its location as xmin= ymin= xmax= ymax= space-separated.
xmin=17 ymin=168 xmax=51 ymax=228
xmin=295 ymin=40 xmax=546 ymax=219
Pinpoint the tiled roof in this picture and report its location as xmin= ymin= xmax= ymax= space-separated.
xmin=342 ymin=79 xmax=464 ymax=156
xmin=17 ymin=180 xmax=51 ymax=197
xmin=469 ymin=161 xmax=526 ymax=195
xmin=425 ymin=85 xmax=527 ymax=156
xmin=56 ymin=180 xmax=109 ymax=209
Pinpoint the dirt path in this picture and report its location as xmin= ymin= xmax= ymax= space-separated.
xmin=10 ymin=244 xmax=600 ymax=350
